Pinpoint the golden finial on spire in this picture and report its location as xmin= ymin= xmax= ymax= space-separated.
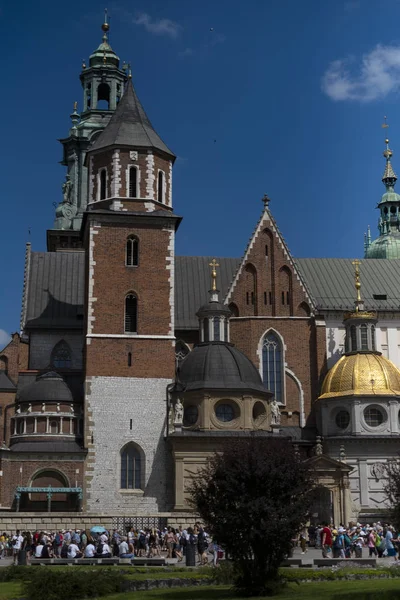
xmin=382 ymin=115 xmax=389 ymax=129
xmin=209 ymin=258 xmax=220 ymax=292
xmin=351 ymin=259 xmax=362 ymax=310
xmin=73 ymin=101 xmax=78 ymax=112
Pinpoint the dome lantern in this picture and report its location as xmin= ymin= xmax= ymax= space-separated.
xmin=196 ymin=258 xmax=231 ymax=343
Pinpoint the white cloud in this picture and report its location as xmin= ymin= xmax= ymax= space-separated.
xmin=322 ymin=44 xmax=400 ymax=102
xmin=133 ymin=13 xmax=181 ymax=39
xmin=179 ymin=47 xmax=193 ymax=58
xmin=0 ymin=329 xmax=11 ymax=350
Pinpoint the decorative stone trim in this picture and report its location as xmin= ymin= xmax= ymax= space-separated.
xmin=145 ymin=152 xmax=155 ymax=199
xmin=20 ymin=242 xmax=31 ymax=334
xmin=111 ymin=150 xmax=121 ymax=197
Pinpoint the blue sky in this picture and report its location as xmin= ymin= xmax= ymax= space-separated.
xmin=1 ymin=0 xmax=400 ymax=343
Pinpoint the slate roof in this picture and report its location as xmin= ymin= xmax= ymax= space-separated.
xmin=88 ymin=80 xmax=175 ymax=157
xmin=25 ymin=252 xmax=85 ymax=329
xmin=9 ymin=441 xmax=85 ymax=453
xmin=0 ymin=372 xmax=16 ymax=391
xmin=295 ymin=258 xmax=400 ymax=311
xmin=24 ymin=251 xmax=400 ymax=332
xmin=175 ymin=256 xmax=240 ymax=330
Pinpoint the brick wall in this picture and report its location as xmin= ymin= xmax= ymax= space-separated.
xmin=0 ymin=333 xmax=27 ymax=385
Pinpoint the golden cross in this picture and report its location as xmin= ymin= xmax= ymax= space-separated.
xmin=352 ymin=259 xmax=362 ymax=305
xmin=209 ymin=258 xmax=220 ymax=291
xmin=382 ymin=116 xmax=389 ymax=129
xmin=73 ymin=101 xmax=78 ymax=112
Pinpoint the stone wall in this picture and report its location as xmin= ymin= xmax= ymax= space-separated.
xmin=0 ymin=511 xmax=196 ymax=532
xmin=29 ymin=332 xmax=83 ymax=371
xmin=84 ymin=376 xmax=174 ymax=514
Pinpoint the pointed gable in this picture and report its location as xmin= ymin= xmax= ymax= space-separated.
xmin=88 ymin=79 xmax=175 ymax=158
xmin=225 ymin=202 xmax=315 ymax=318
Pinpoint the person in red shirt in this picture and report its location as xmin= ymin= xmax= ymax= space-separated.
xmin=321 ymin=522 xmax=332 ymax=558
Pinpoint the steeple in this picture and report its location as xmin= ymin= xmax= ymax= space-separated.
xmin=364 ymin=118 xmax=400 ymax=259
xmin=88 ymin=79 xmax=175 ymax=158
xmin=196 ymin=259 xmax=231 ymax=342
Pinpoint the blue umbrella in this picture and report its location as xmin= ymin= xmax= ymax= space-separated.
xmin=90 ymin=526 xmax=106 ymax=534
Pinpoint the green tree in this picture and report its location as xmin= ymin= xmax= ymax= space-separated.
xmin=384 ymin=458 xmax=400 ymax=530
xmin=190 ymin=437 xmax=315 ymax=596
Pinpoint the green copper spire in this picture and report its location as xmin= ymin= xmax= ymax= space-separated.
xmin=365 ymin=119 xmax=400 ymax=259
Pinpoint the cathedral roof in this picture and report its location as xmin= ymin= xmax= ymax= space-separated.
xmin=176 ymin=341 xmax=270 ymax=395
xmin=88 ymin=79 xmax=175 ymax=158
xmin=364 ymin=233 xmax=400 ymax=259
xmin=23 ymin=252 xmax=400 ymax=333
xmin=16 ymin=371 xmax=73 ymax=403
xmin=0 ymin=371 xmax=16 ymax=391
xmin=319 ymin=352 xmax=400 ymax=399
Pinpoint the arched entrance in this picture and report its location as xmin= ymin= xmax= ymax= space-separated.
xmin=16 ymin=470 xmax=80 ymax=512
xmin=309 ymin=486 xmax=333 ymax=525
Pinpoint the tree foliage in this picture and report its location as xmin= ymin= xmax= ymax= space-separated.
xmin=385 ymin=459 xmax=400 ymax=530
xmin=189 ymin=437 xmax=315 ymax=596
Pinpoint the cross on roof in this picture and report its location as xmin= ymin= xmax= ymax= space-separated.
xmin=209 ymin=258 xmax=219 ymax=291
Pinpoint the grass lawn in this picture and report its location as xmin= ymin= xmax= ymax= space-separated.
xmin=101 ymin=579 xmax=400 ymax=600
xmin=0 ymin=582 xmax=22 ymax=600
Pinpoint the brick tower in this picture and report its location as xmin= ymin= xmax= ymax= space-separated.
xmin=82 ymin=74 xmax=180 ymax=514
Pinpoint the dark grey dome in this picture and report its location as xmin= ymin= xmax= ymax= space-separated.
xmin=17 ymin=371 xmax=73 ymax=403
xmin=177 ymin=342 xmax=271 ymax=395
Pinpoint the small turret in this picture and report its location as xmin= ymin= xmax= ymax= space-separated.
xmin=196 ymin=259 xmax=231 ymax=342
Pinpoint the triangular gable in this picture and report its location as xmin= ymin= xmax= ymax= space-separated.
xmin=224 ymin=203 xmax=315 ymax=311
xmin=307 ymin=454 xmax=353 ymax=473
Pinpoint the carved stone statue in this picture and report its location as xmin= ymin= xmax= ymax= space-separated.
xmin=62 ymin=174 xmax=73 ymax=204
xmin=27 ymin=403 xmax=32 ymax=413
xmin=270 ymin=399 xmax=281 ymax=425
xmin=42 ymin=403 xmax=46 ymax=412
xmin=70 ymin=403 xmax=74 ymax=413
xmin=174 ymin=398 xmax=184 ymax=424
xmin=15 ymin=405 xmax=21 ymax=414
xmin=57 ymin=403 xmax=60 ymax=413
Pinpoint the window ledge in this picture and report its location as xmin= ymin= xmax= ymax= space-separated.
xmin=119 ymin=489 xmax=144 ymax=495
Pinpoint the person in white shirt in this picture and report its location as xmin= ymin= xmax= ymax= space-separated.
xmin=35 ymin=544 xmax=44 ymax=558
xmin=67 ymin=543 xmax=82 ymax=558
xmin=100 ymin=533 xmax=108 ymax=544
xmin=12 ymin=531 xmax=24 ymax=565
xmin=119 ymin=537 xmax=133 ymax=558
xmin=84 ymin=543 xmax=95 ymax=558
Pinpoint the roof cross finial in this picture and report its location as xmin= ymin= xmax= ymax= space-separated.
xmin=209 ymin=258 xmax=220 ymax=292
xmin=351 ymin=259 xmax=362 ymax=310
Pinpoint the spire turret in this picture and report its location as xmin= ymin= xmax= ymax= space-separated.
xmin=196 ymin=259 xmax=231 ymax=343
xmin=343 ymin=260 xmax=377 ymax=353
xmin=382 ymin=137 xmax=397 ymax=190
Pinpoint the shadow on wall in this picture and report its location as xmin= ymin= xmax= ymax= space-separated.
xmin=145 ymin=422 xmax=174 ymax=511
xmin=328 ymin=328 xmax=343 ymax=366
xmin=26 ymin=292 xmax=84 ymax=330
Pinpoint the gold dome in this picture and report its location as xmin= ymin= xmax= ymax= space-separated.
xmin=319 ymin=353 xmax=400 ymax=399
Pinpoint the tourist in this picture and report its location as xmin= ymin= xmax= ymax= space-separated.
xmin=11 ymin=529 xmax=24 ymax=566
xmin=81 ymin=529 xmax=88 ymax=550
xmin=332 ymin=527 xmax=345 ymax=559
xmin=367 ymin=528 xmax=378 ymax=557
xmin=67 ymin=541 xmax=82 ymax=559
xmin=95 ymin=539 xmax=111 ymax=558
xmin=165 ymin=527 xmax=175 ymax=559
xmin=385 ymin=525 xmax=398 ymax=561
xmin=196 ymin=523 xmax=208 ymax=565
xmin=53 ymin=530 xmax=63 ymax=557
xmin=119 ymin=536 xmax=134 ymax=559
xmin=41 ymin=540 xmax=53 ymax=559
xmin=64 ymin=529 xmax=72 ymax=545
xmin=321 ymin=522 xmax=332 ymax=558
xmin=84 ymin=540 xmax=96 ymax=558
xmin=34 ymin=540 xmax=44 ymax=558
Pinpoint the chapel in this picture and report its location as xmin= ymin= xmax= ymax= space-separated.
xmin=1 ymin=16 xmax=400 ymax=527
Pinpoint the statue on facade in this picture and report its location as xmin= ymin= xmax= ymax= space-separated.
xmin=56 ymin=403 xmax=60 ymax=413
xmin=15 ymin=405 xmax=21 ymax=414
xmin=174 ymin=398 xmax=184 ymax=424
xmin=27 ymin=403 xmax=32 ymax=413
xmin=62 ymin=175 xmax=73 ymax=204
xmin=42 ymin=403 xmax=46 ymax=412
xmin=270 ymin=399 xmax=281 ymax=425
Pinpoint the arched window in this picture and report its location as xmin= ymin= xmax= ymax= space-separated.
xmin=203 ymin=319 xmax=210 ymax=342
xmin=125 ymin=294 xmax=138 ymax=333
xmin=51 ymin=341 xmax=72 ymax=369
xmin=129 ymin=167 xmax=138 ymax=198
xmin=213 ymin=317 xmax=220 ymax=341
xmin=262 ymin=331 xmax=283 ymax=403
xmin=158 ymin=171 xmax=164 ymax=203
xmin=121 ymin=444 xmax=142 ymax=489
xmin=97 ymin=83 xmax=110 ymax=110
xmin=100 ymin=169 xmax=107 ymax=200
xmin=126 ymin=236 xmax=139 ymax=267
xmin=228 ymin=303 xmax=239 ymax=317
xmin=50 ymin=421 xmax=59 ymax=434
xmin=175 ymin=340 xmax=190 ymax=364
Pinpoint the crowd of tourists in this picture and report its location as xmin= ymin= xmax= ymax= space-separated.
xmin=0 ymin=523 xmax=221 ymax=567
xmin=299 ymin=523 xmax=400 ymax=560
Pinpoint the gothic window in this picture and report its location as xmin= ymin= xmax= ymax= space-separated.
xmin=126 ymin=236 xmax=139 ymax=267
xmin=129 ymin=167 xmax=138 ymax=198
xmin=125 ymin=294 xmax=138 ymax=333
xmin=213 ymin=317 xmax=220 ymax=341
xmin=97 ymin=83 xmax=110 ymax=110
xmin=350 ymin=325 xmax=357 ymax=351
xmin=158 ymin=171 xmax=164 ymax=203
xmin=51 ymin=341 xmax=72 ymax=369
xmin=100 ymin=169 xmax=107 ymax=200
xmin=228 ymin=303 xmax=239 ymax=317
xmin=361 ymin=324 xmax=368 ymax=350
xmin=121 ymin=444 xmax=142 ymax=489
xmin=262 ymin=331 xmax=283 ymax=403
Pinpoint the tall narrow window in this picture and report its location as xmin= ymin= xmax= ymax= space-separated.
xmin=350 ymin=325 xmax=357 ymax=351
xmin=121 ymin=444 xmax=142 ymax=489
xmin=371 ymin=325 xmax=376 ymax=351
xmin=128 ymin=352 xmax=132 ymax=367
xmin=281 ymin=291 xmax=285 ymax=305
xmin=262 ymin=331 xmax=283 ymax=403
xmin=158 ymin=171 xmax=164 ymax=202
xmin=125 ymin=294 xmax=138 ymax=333
xmin=126 ymin=236 xmax=139 ymax=267
xmin=265 ymin=245 xmax=268 ymax=257
xmin=213 ymin=317 xmax=220 ymax=341
xmin=246 ymin=292 xmax=249 ymax=305
xmin=51 ymin=341 xmax=72 ymax=369
xmin=361 ymin=324 xmax=368 ymax=350
xmin=100 ymin=169 xmax=107 ymax=200
xmin=264 ymin=292 xmax=267 ymax=305
xmin=129 ymin=167 xmax=138 ymax=198
xmin=204 ymin=319 xmax=210 ymax=342
xmin=269 ymin=291 xmax=272 ymax=305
